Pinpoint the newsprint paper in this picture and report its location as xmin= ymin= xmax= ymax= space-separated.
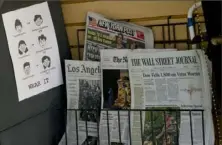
xmin=100 ymin=49 xmax=131 ymax=145
xmin=63 ymin=60 xmax=101 ymax=145
xmin=128 ymin=50 xmax=214 ymax=145
xmin=99 ymin=49 xmax=175 ymax=145
xmin=83 ymin=12 xmax=154 ymax=61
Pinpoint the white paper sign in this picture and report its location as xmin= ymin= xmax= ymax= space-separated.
xmin=2 ymin=2 xmax=63 ymax=101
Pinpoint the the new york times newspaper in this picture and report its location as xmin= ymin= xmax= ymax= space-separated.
xmin=100 ymin=49 xmax=131 ymax=145
xmin=128 ymin=50 xmax=214 ymax=145
xmin=83 ymin=12 xmax=154 ymax=61
xmin=64 ymin=60 xmax=101 ymax=145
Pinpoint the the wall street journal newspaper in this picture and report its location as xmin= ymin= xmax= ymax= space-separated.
xmin=100 ymin=49 xmax=131 ymax=145
xmin=65 ymin=60 xmax=101 ymax=145
xmin=83 ymin=12 xmax=154 ymax=61
xmin=128 ymin=50 xmax=214 ymax=145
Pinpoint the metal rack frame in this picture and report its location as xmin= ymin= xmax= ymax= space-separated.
xmin=64 ymin=109 xmax=206 ymax=145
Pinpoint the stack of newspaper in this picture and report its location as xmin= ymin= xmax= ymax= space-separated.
xmin=60 ymin=11 xmax=214 ymax=145
xmin=127 ymin=50 xmax=214 ymax=145
xmin=83 ymin=12 xmax=154 ymax=61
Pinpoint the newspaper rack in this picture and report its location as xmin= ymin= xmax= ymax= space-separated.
xmin=73 ymin=15 xmax=221 ymax=144
xmin=0 ymin=107 xmax=207 ymax=145
xmin=0 ymin=15 xmax=220 ymax=145
xmin=65 ymin=108 xmax=206 ymax=145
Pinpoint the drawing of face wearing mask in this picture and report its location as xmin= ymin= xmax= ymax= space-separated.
xmin=34 ymin=14 xmax=43 ymax=26
xmin=15 ymin=19 xmax=22 ymax=33
xmin=18 ymin=40 xmax=28 ymax=55
xmin=38 ymin=34 xmax=47 ymax=48
xmin=42 ymin=56 xmax=51 ymax=69
xmin=23 ymin=62 xmax=31 ymax=75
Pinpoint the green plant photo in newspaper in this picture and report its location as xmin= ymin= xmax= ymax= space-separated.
xmin=143 ymin=107 xmax=180 ymax=145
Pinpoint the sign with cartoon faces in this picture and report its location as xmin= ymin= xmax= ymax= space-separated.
xmin=2 ymin=2 xmax=63 ymax=101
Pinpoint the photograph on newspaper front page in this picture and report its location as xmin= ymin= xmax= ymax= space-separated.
xmin=79 ymin=79 xmax=101 ymax=122
xmin=83 ymin=12 xmax=154 ymax=61
xmin=103 ymin=69 xmax=131 ymax=109
xmin=100 ymin=49 xmax=132 ymax=145
xmin=143 ymin=107 xmax=180 ymax=145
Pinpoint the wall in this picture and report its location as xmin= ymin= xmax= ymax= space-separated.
xmin=61 ymin=0 xmax=204 ymax=59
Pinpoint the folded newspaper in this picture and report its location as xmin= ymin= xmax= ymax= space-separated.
xmin=83 ymin=12 xmax=154 ymax=61
xmin=62 ymin=60 xmax=101 ymax=145
xmin=100 ymin=49 xmax=131 ymax=145
xmin=128 ymin=49 xmax=214 ymax=145
xmin=99 ymin=49 xmax=176 ymax=145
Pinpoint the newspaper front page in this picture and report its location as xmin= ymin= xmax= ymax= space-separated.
xmin=100 ymin=49 xmax=131 ymax=145
xmin=83 ymin=12 xmax=154 ymax=61
xmin=65 ymin=60 xmax=101 ymax=145
xmin=128 ymin=50 xmax=214 ymax=145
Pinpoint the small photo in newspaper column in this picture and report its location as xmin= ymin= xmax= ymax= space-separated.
xmin=103 ymin=69 xmax=131 ymax=110
xmin=115 ymin=33 xmax=145 ymax=50
xmin=42 ymin=55 xmax=51 ymax=70
xmin=18 ymin=40 xmax=28 ymax=55
xmin=116 ymin=33 xmax=126 ymax=49
xmin=143 ymin=107 xmax=180 ymax=145
xmin=78 ymin=79 xmax=101 ymax=122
